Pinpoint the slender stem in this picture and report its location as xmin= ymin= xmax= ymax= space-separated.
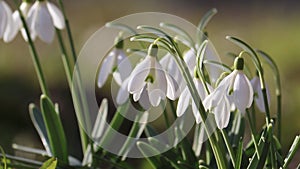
xmin=277 ymin=95 xmax=282 ymax=142
xmin=15 ymin=1 xmax=50 ymax=96
xmin=246 ymin=109 xmax=260 ymax=159
xmin=57 ymin=0 xmax=77 ymax=63
xmin=221 ymin=129 xmax=236 ymax=168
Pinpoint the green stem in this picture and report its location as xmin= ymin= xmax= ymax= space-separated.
xmin=256 ymin=50 xmax=282 ymax=142
xmin=221 ymin=129 xmax=236 ymax=168
xmin=14 ymin=1 xmax=49 ymax=96
xmin=246 ymin=109 xmax=260 ymax=159
xmin=57 ymin=0 xmax=77 ymax=63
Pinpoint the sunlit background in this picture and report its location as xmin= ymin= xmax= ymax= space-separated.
xmin=0 ymin=0 xmax=299 ymax=168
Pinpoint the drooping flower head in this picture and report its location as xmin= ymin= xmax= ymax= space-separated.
xmin=4 ymin=0 xmax=32 ymax=42
xmin=251 ymin=75 xmax=271 ymax=112
xmin=97 ymin=37 xmax=132 ymax=88
xmin=26 ymin=0 xmax=65 ymax=43
xmin=127 ymin=43 xmax=176 ymax=107
xmin=204 ymin=57 xmax=253 ymax=129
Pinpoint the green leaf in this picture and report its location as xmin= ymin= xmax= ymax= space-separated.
xmin=175 ymin=127 xmax=197 ymax=164
xmin=12 ymin=144 xmax=48 ymax=156
xmin=0 ymin=146 xmax=7 ymax=169
xmin=235 ymin=137 xmax=243 ymax=169
xmin=247 ymin=124 xmax=273 ymax=169
xmin=119 ymin=112 xmax=149 ymax=160
xmin=40 ymin=95 xmax=68 ymax=164
xmin=137 ymin=141 xmax=161 ymax=169
xmin=99 ymin=101 xmax=129 ymax=148
xmin=283 ymin=135 xmax=300 ymax=169
xmin=105 ymin=22 xmax=136 ymax=35
xmin=40 ymin=158 xmax=57 ymax=169
xmin=160 ymin=22 xmax=194 ymax=47
xmin=29 ymin=103 xmax=51 ymax=155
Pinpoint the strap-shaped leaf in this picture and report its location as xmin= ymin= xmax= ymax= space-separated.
xmin=40 ymin=158 xmax=57 ymax=169
xmin=247 ymin=124 xmax=273 ymax=169
xmin=40 ymin=95 xmax=68 ymax=164
xmin=29 ymin=104 xmax=51 ymax=156
xmin=283 ymin=135 xmax=300 ymax=169
xmin=137 ymin=141 xmax=161 ymax=169
xmin=119 ymin=112 xmax=149 ymax=160
xmin=235 ymin=137 xmax=243 ymax=169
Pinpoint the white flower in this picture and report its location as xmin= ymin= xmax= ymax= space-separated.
xmin=127 ymin=44 xmax=176 ymax=107
xmin=251 ymin=76 xmax=271 ymax=112
xmin=160 ymin=53 xmax=184 ymax=99
xmin=0 ymin=0 xmax=13 ymax=41
xmin=203 ymin=57 xmax=253 ymax=129
xmin=4 ymin=1 xmax=32 ymax=42
xmin=26 ymin=0 xmax=65 ymax=43
xmin=97 ymin=48 xmax=132 ymax=87
xmin=177 ymin=78 xmax=212 ymax=124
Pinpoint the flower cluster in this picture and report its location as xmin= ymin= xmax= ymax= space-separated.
xmin=98 ymin=40 xmax=270 ymax=129
xmin=0 ymin=0 xmax=65 ymax=43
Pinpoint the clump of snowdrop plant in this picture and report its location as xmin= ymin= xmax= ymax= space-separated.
xmin=0 ymin=1 xmax=299 ymax=169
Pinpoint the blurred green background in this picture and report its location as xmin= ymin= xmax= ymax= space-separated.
xmin=0 ymin=0 xmax=299 ymax=168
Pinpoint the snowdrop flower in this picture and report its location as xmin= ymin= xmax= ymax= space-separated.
xmin=0 ymin=0 xmax=13 ymax=41
xmin=4 ymin=1 xmax=32 ymax=42
xmin=97 ymin=40 xmax=132 ymax=88
xmin=26 ymin=0 xmax=65 ymax=43
xmin=177 ymin=77 xmax=212 ymax=124
xmin=203 ymin=57 xmax=253 ymax=129
xmin=251 ymin=76 xmax=271 ymax=112
xmin=128 ymin=44 xmax=176 ymax=107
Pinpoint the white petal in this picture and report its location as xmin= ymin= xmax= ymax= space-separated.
xmin=147 ymin=69 xmax=167 ymax=107
xmin=192 ymin=101 xmax=202 ymax=124
xmin=116 ymin=78 xmax=129 ymax=105
xmin=165 ymin=73 xmax=179 ymax=100
xmin=214 ymin=96 xmax=231 ymax=129
xmin=128 ymin=57 xmax=151 ymax=93
xmin=3 ymin=11 xmax=20 ymax=42
xmin=233 ymin=72 xmax=253 ymax=113
xmin=251 ymin=77 xmax=271 ymax=112
xmin=0 ymin=2 xmax=7 ymax=38
xmin=47 ymin=2 xmax=65 ymax=29
xmin=34 ymin=2 xmax=54 ymax=43
xmin=194 ymin=78 xmax=206 ymax=100
xmin=205 ymin=42 xmax=221 ymax=83
xmin=139 ymin=89 xmax=151 ymax=110
xmin=176 ymin=87 xmax=190 ymax=117
xmin=26 ymin=1 xmax=38 ymax=41
xmin=133 ymin=87 xmax=144 ymax=102
xmin=116 ymin=50 xmax=132 ymax=82
xmin=0 ymin=1 xmax=13 ymax=39
xmin=159 ymin=53 xmax=171 ymax=70
xmin=97 ymin=51 xmax=116 ymax=88
xmin=183 ymin=49 xmax=196 ymax=72
xmin=20 ymin=2 xmax=32 ymax=15
xmin=112 ymin=72 xmax=122 ymax=86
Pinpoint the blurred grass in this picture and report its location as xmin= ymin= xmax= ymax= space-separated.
xmin=0 ymin=0 xmax=299 ymax=168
